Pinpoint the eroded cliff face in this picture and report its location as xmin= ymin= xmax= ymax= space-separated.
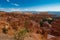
xmin=0 ymin=12 xmax=52 ymax=32
xmin=51 ymin=19 xmax=60 ymax=36
xmin=0 ymin=12 xmax=49 ymax=40
xmin=0 ymin=11 xmax=58 ymax=40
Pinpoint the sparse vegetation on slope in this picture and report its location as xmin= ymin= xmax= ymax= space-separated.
xmin=0 ymin=11 xmax=59 ymax=40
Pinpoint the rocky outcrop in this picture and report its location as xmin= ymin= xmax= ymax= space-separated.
xmin=0 ymin=11 xmax=58 ymax=40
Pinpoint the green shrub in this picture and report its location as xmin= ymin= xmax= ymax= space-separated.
xmin=2 ymin=27 xmax=8 ymax=34
xmin=14 ymin=28 xmax=28 ymax=40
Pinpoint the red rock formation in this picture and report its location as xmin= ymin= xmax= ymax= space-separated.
xmin=51 ymin=19 xmax=60 ymax=36
xmin=0 ymin=11 xmax=56 ymax=40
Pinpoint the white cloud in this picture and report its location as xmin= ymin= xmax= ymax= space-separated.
xmin=0 ymin=8 xmax=30 ymax=12
xmin=23 ymin=9 xmax=29 ymax=11
xmin=38 ymin=6 xmax=60 ymax=11
xmin=1 ymin=4 xmax=60 ymax=12
xmin=0 ymin=8 xmax=21 ymax=12
xmin=27 ymin=4 xmax=60 ymax=11
xmin=0 ymin=8 xmax=7 ymax=11
xmin=6 ymin=0 xmax=10 ymax=2
xmin=11 ymin=3 xmax=20 ymax=6
xmin=10 ymin=8 xmax=21 ymax=11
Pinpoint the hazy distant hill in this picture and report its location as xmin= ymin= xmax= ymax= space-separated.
xmin=48 ymin=12 xmax=60 ymax=17
xmin=23 ymin=11 xmax=60 ymax=16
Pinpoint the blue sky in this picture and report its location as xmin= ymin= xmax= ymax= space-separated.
xmin=0 ymin=0 xmax=60 ymax=12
